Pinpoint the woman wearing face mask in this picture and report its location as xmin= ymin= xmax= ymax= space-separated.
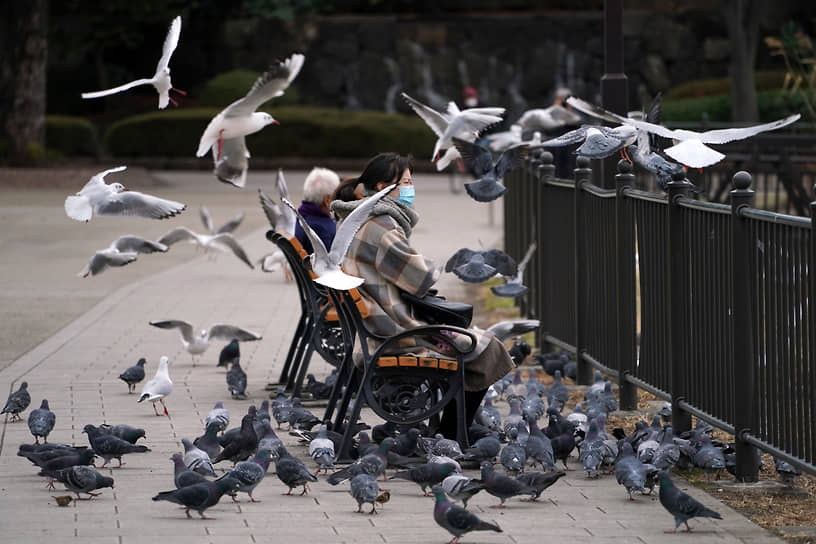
xmin=331 ymin=152 xmax=515 ymax=440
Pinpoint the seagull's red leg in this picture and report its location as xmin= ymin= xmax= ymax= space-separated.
xmin=152 ymin=402 xmax=160 ymax=417
xmin=217 ymin=129 xmax=225 ymax=160
xmin=169 ymin=96 xmax=179 ymax=108
xmin=456 ymin=157 xmax=465 ymax=172
xmin=171 ymin=87 xmax=187 ymax=96
xmin=160 ymin=398 xmax=169 ymax=416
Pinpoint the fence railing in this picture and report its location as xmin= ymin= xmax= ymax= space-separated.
xmin=503 ymin=151 xmax=816 ymax=481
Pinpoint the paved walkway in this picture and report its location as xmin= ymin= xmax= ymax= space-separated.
xmin=0 ymin=170 xmax=782 ymax=543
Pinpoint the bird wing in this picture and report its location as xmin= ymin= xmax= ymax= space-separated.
xmin=215 ymin=212 xmax=245 ymax=234
xmin=81 ymin=80 xmax=155 ymax=99
xmin=157 ymin=226 xmax=199 ymax=247
xmin=155 ymin=15 xmax=181 ymax=73
xmin=663 ymin=139 xmax=725 ymax=168
xmin=149 ymin=320 xmax=195 ymax=343
xmin=516 ymin=242 xmax=537 ymax=276
xmin=577 ymin=128 xmax=628 ymax=158
xmin=200 ymin=205 xmax=214 ymax=233
xmin=539 ymin=126 xmax=590 ymax=147
xmin=693 ymin=113 xmax=801 ymax=144
xmin=224 ymin=54 xmax=305 ymax=117
xmin=80 ymin=251 xmax=137 ymax=277
xmin=494 ymin=144 xmax=530 ymax=179
xmin=111 ymin=235 xmax=168 ymax=254
xmin=78 ymin=166 xmax=128 ymax=194
xmin=327 ymin=183 xmax=396 ymax=265
xmin=483 ymin=249 xmax=518 ymax=276
xmin=208 ymin=325 xmax=262 ymax=342
xmin=96 ymin=191 xmax=186 ymax=219
xmin=401 ymin=92 xmax=449 ymax=138
xmin=281 ymin=197 xmax=329 ymax=265
xmin=451 ymin=137 xmax=494 ymax=177
xmin=258 ymin=188 xmax=283 ymax=229
xmin=445 ymin=248 xmax=476 ymax=272
xmin=276 ymin=169 xmax=296 ymax=234
xmin=212 ymin=136 xmax=249 ymax=188
xmin=209 ymin=233 xmax=254 ymax=269
xmin=565 ymin=96 xmax=628 ymax=125
xmin=447 ymin=110 xmax=505 ymax=140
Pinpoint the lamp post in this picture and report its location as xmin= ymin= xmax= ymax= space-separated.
xmin=600 ymin=0 xmax=628 ymax=189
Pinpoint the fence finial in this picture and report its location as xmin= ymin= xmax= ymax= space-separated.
xmin=733 ymin=171 xmax=752 ymax=191
xmin=576 ymin=156 xmax=591 ymax=169
xmin=617 ymin=159 xmax=633 ymax=174
xmin=539 ymin=151 xmax=553 ymax=164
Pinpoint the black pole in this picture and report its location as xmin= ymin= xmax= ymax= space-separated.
xmin=731 ymin=171 xmax=760 ymax=481
xmin=574 ymin=156 xmax=593 ymax=385
xmin=601 ymin=0 xmax=628 ymax=189
xmin=615 ymin=159 xmax=638 ymax=410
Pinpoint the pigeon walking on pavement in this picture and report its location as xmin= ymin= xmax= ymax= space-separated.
xmin=226 ymin=360 xmax=248 ymax=400
xmin=42 ymin=465 xmax=114 ymax=500
xmin=480 ymin=461 xmax=536 ymax=507
xmin=193 ymin=425 xmax=223 ymax=461
xmin=274 ymin=447 xmax=318 ymax=495
xmin=83 ymin=424 xmax=150 ymax=468
xmin=205 ymin=401 xmax=230 ymax=433
xmin=152 ymin=477 xmax=240 ymax=520
xmin=432 ymin=484 xmax=502 ymax=544
xmin=28 ymin=399 xmax=56 ymax=444
xmin=2 ymin=381 xmax=31 ymax=422
xmin=389 ymin=462 xmax=459 ymax=496
xmin=658 ymin=470 xmax=722 ymax=532
xmin=221 ymin=449 xmax=272 ymax=502
xmin=350 ymin=473 xmax=380 ymax=514
xmin=118 ymin=358 xmax=147 ymax=393
xmin=308 ymin=425 xmax=336 ymax=473
xmin=217 ymin=339 xmax=240 ymax=368
xmin=171 ymin=453 xmax=209 ymax=489
xmin=182 ymin=438 xmax=217 ymax=477
xmin=137 ymin=355 xmax=172 ymax=416
xmin=441 ymin=474 xmax=486 ymax=508
xmin=97 ymin=424 xmax=146 ymax=444
xmin=515 ymin=470 xmax=565 ymax=501
xmin=214 ymin=414 xmax=258 ymax=465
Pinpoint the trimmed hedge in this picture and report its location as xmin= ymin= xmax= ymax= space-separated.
xmin=46 ymin=115 xmax=99 ymax=156
xmin=195 ymin=70 xmax=300 ymax=108
xmin=662 ymin=90 xmax=807 ymax=123
xmin=105 ymin=106 xmax=437 ymax=159
xmin=664 ymin=70 xmax=786 ymax=100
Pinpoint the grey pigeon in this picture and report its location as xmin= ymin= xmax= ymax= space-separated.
xmin=452 ymin=137 xmax=529 ymax=203
xmin=432 ymin=484 xmax=502 ymax=542
xmin=480 ymin=461 xmax=536 ymax=507
xmin=431 ymin=435 xmax=464 ymax=460
xmin=615 ymin=442 xmax=658 ymax=500
xmin=462 ymin=436 xmax=501 ymax=463
xmin=214 ymin=413 xmax=259 ymax=465
xmin=774 ymin=457 xmax=802 ymax=486
xmin=226 ymin=360 xmax=248 ymax=400
xmin=447 ymin=249 xmax=515 ymax=283
xmin=327 ymin=438 xmax=395 ymax=485
xmin=152 ymin=477 xmax=240 ymax=519
xmin=308 ymin=424 xmax=336 ymax=473
xmin=171 ymin=453 xmax=208 ymax=488
xmin=515 ymin=470 xmax=565 ymax=501
xmin=491 ymin=242 xmax=536 ymax=298
xmin=693 ymin=435 xmax=726 ymax=482
xmin=441 ymin=474 xmax=486 ymax=508
xmin=287 ymin=397 xmax=321 ymax=431
xmin=275 ymin=448 xmax=318 ymax=495
xmin=28 ymin=399 xmax=55 ymax=444
xmin=305 ymin=373 xmax=333 ymax=400
xmin=83 ymin=424 xmax=150 ymax=467
xmin=585 ymin=370 xmax=606 ymax=399
xmin=392 ymin=428 xmax=422 ymax=457
xmin=547 ymin=370 xmax=570 ymax=412
xmin=34 ymin=449 xmax=96 ymax=473
xmin=476 ymin=397 xmax=502 ymax=432
xmin=221 ymin=449 xmax=272 ymax=502
xmin=182 ymin=437 xmax=217 ymax=476
xmin=350 ymin=473 xmax=379 ymax=514
xmin=118 ymin=358 xmax=146 ymax=394
xmin=255 ymin=400 xmax=272 ymax=428
xmin=500 ymin=428 xmax=526 ymax=476
xmin=205 ymin=401 xmax=230 ymax=432
xmin=524 ymin=421 xmax=555 ymax=470
xmin=257 ymin=425 xmax=285 ymax=462
xmin=658 ymin=470 xmax=722 ymax=532
xmin=19 ymin=443 xmax=82 ymax=467
xmin=652 ymin=426 xmax=681 ymax=470
xmin=98 ymin=423 xmax=146 ymax=444
xmin=193 ymin=425 xmax=223 ymax=461
xmin=389 ymin=462 xmax=458 ymax=496
xmin=217 ymin=339 xmax=240 ymax=368
xmin=43 ymin=465 xmax=114 ymax=499
xmin=2 ymin=381 xmax=31 ymax=422
xmin=271 ymin=391 xmax=293 ymax=428
xmin=502 ymin=399 xmax=525 ymax=437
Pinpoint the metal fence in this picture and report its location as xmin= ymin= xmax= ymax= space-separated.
xmin=503 ymin=151 xmax=816 ymax=481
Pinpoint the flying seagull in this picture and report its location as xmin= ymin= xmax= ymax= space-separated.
xmin=199 ymin=205 xmax=244 ymax=235
xmin=281 ymin=182 xmax=395 ymax=290
xmin=258 ymin=169 xmax=296 ymax=280
xmin=64 ymin=166 xmax=186 ymax=222
xmin=81 ymin=16 xmax=185 ymax=109
xmin=196 ymin=54 xmax=305 ymax=188
xmin=79 ymin=235 xmax=168 ymax=277
xmin=149 ymin=320 xmax=262 ymax=364
xmin=157 ymin=226 xmax=254 ymax=269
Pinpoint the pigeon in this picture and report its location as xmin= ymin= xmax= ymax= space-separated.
xmin=430 ymin=435 xmax=464 ymax=460
xmin=281 ymin=181 xmax=395 ymax=289
xmin=97 ymin=424 xmax=146 ymax=444
xmin=628 ymin=144 xmax=686 ymax=191
xmin=305 ymin=374 xmax=333 ymax=400
xmin=658 ymin=470 xmax=722 ymax=532
xmin=524 ymin=421 xmax=555 ymax=470
xmin=515 ymin=470 xmax=565 ymax=501
xmin=193 ymin=425 xmax=223 ymax=461
xmin=485 ymin=319 xmax=540 ymax=341
xmin=517 ymin=105 xmax=582 ymax=132
xmin=81 ymin=16 xmax=183 ymax=108
xmin=431 ymin=484 xmax=502 ymax=543
xmin=137 ymin=355 xmax=172 ymax=416
xmin=148 ymin=320 xmax=261 ymax=364
xmin=2 ymin=381 xmax=30 ymax=422
xmin=271 ymin=392 xmax=294 ymax=429
xmin=350 ymin=473 xmax=379 ymax=514
xmin=19 ymin=444 xmax=83 ymax=467
xmin=35 ymin=449 xmax=97 ymax=477
xmin=199 ymin=205 xmax=244 ymax=235
xmin=217 ymin=340 xmax=240 ymax=368
xmin=774 ymin=457 xmax=802 ymax=486
xmin=462 ymin=436 xmax=501 ymax=463
xmin=652 ymin=426 xmax=681 ymax=471
xmin=152 ymin=477 xmax=240 ymax=520
xmin=615 ymin=442 xmax=657 ymax=500
xmin=182 ymin=438 xmax=217 ymax=477
xmin=401 ymin=92 xmax=505 ymax=171
xmin=502 ymin=399 xmax=525 ymax=437
xmin=475 ymin=397 xmax=502 ymax=433
xmin=308 ymin=425 xmax=336 ymax=473
xmin=43 ymin=465 xmax=114 ymax=499
xmin=327 ymin=438 xmax=395 ymax=485
xmin=214 ymin=414 xmax=259 ymax=465
xmin=441 ymin=474 xmax=486 ymax=508
xmin=500 ymin=428 xmax=527 ymax=476
xmin=221 ymin=449 xmax=272 ymax=502
xmin=567 ymin=96 xmax=801 ymax=168
xmin=547 ymin=370 xmax=570 ymax=412
xmin=83 ymin=424 xmax=150 ymax=467
xmin=491 ymin=242 xmax=537 ymax=298
xmin=171 ymin=453 xmax=208 ymax=489
xmin=657 ymin=402 xmax=673 ymax=423
xmin=118 ymin=358 xmax=147 ymax=394
xmin=157 ymin=227 xmax=254 ymax=269
xmin=693 ymin=435 xmax=726 ymax=482
xmin=389 ymin=462 xmax=459 ymax=496
xmin=257 ymin=425 xmax=285 ymax=461
xmin=64 ymin=166 xmax=185 ymax=222
xmin=196 ymin=54 xmax=305 ymax=188
xmin=585 ymin=370 xmax=606 ymax=399
xmin=480 ymin=461 xmax=536 ymax=507
xmin=274 ymin=448 xmax=318 ymax=495
xmin=226 ymin=360 xmax=248 ymax=400
xmin=504 ymin=370 xmax=527 ymax=401
xmin=28 ymin=399 xmax=55 ymax=444
xmin=445 ymin=248 xmax=517 ymax=283
xmin=79 ymin=235 xmax=168 ymax=277
xmin=540 ymin=124 xmax=637 ymax=160
xmin=452 ymin=137 xmax=529 ymax=202
xmin=205 ymin=401 xmax=230 ymax=433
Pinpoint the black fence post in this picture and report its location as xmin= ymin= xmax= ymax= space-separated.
xmin=615 ymin=160 xmax=638 ymax=410
xmin=536 ymin=152 xmax=555 ymax=353
xmin=731 ymin=171 xmax=760 ymax=482
xmin=574 ymin=156 xmax=593 ymax=385
xmin=667 ymin=170 xmax=693 ymax=434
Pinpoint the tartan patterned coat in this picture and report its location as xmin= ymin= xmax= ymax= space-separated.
xmin=334 ymin=197 xmax=514 ymax=391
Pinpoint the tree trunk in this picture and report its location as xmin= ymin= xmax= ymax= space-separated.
xmin=723 ymin=0 xmax=760 ymax=122
xmin=0 ymin=1 xmax=48 ymax=164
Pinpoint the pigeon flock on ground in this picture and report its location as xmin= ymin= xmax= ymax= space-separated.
xmin=4 ymin=12 xmax=808 ymax=542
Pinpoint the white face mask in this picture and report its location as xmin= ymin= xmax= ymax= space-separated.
xmin=464 ymin=98 xmax=478 ymax=108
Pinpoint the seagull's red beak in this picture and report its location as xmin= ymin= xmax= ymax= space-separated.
xmin=122 ymin=186 xmax=129 ymax=191
xmin=272 ymin=120 xmax=280 ymax=125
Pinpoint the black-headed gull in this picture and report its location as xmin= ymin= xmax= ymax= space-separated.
xmin=148 ymin=320 xmax=262 ymax=364
xmin=282 ymin=182 xmax=395 ymax=290
xmin=451 ymin=137 xmax=529 ymax=202
xmin=138 ymin=355 xmax=172 ymax=416
xmin=196 ymin=54 xmax=305 ymax=188
xmin=64 ymin=166 xmax=186 ymax=222
xmin=401 ymin=92 xmax=505 ymax=171
xmin=491 ymin=242 xmax=536 ymax=298
xmin=539 ymin=124 xmax=638 ymax=160
xmin=157 ymin=226 xmax=254 ymax=269
xmin=517 ymin=105 xmax=582 ymax=132
xmin=81 ymin=16 xmax=184 ymax=109
xmin=200 ymin=205 xmax=244 ymax=235
xmin=566 ymin=96 xmax=801 ymax=168
xmin=258 ymin=169 xmax=296 ymax=280
xmin=79 ymin=235 xmax=168 ymax=277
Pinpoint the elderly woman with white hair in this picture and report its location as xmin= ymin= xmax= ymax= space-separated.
xmin=294 ymin=166 xmax=341 ymax=253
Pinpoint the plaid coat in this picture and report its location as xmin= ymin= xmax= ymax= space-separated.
xmin=335 ymin=197 xmax=514 ymax=391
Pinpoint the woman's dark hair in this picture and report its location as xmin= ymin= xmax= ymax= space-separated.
xmin=332 ymin=152 xmax=413 ymax=202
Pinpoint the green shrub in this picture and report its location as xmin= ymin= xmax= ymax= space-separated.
xmin=195 ymin=69 xmax=300 ymax=107
xmin=105 ymin=106 xmax=437 ymax=159
xmin=46 ymin=115 xmax=99 ymax=156
xmin=662 ymin=90 xmax=806 ymax=123
xmin=664 ymin=70 xmax=786 ymax=100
